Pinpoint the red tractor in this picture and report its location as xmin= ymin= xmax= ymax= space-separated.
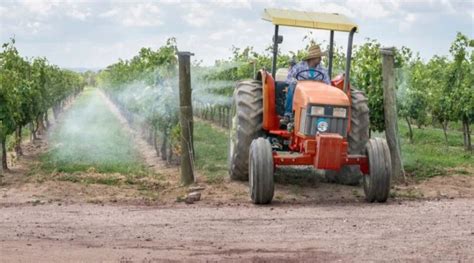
xmin=228 ymin=9 xmax=392 ymax=204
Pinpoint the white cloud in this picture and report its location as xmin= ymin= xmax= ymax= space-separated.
xmin=440 ymin=0 xmax=456 ymax=14
xmin=405 ymin=13 xmax=416 ymax=23
xmin=67 ymin=7 xmax=91 ymax=21
xmin=318 ymin=3 xmax=355 ymax=18
xmin=214 ymin=0 xmax=251 ymax=9
xmin=157 ymin=0 xmax=182 ymax=4
xmin=21 ymin=0 xmax=59 ymax=16
xmin=123 ymin=4 xmax=162 ymax=27
xmin=26 ymin=21 xmax=42 ymax=34
xmin=346 ymin=0 xmax=391 ymax=19
xmin=98 ymin=3 xmax=163 ymax=27
xmin=99 ymin=8 xmax=118 ymax=18
xmin=398 ymin=13 xmax=417 ymax=32
xmin=181 ymin=3 xmax=214 ymax=27
xmin=209 ymin=29 xmax=235 ymax=41
xmin=0 ymin=5 xmax=7 ymax=16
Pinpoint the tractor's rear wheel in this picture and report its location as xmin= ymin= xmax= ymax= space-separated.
xmin=228 ymin=80 xmax=263 ymax=181
xmin=363 ymin=138 xmax=392 ymax=202
xmin=249 ymin=138 xmax=274 ymax=204
xmin=325 ymin=87 xmax=370 ymax=185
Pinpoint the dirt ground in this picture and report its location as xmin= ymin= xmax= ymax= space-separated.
xmin=1 ymin=93 xmax=473 ymax=262
xmin=0 ymin=199 xmax=473 ymax=262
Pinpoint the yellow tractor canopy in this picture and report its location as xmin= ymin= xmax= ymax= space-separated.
xmin=262 ymin=8 xmax=358 ymax=32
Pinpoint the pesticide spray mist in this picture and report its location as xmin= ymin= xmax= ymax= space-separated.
xmin=46 ymin=88 xmax=143 ymax=172
xmin=46 ymin=60 xmax=245 ymax=170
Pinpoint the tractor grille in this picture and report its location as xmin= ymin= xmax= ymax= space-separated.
xmin=300 ymin=105 xmax=348 ymax=137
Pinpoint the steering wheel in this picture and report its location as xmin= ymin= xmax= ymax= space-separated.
xmin=295 ymin=69 xmax=325 ymax=81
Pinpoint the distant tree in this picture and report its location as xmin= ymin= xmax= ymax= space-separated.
xmin=397 ymin=52 xmax=430 ymax=143
xmin=448 ymin=32 xmax=472 ymax=151
xmin=425 ymin=55 xmax=451 ymax=146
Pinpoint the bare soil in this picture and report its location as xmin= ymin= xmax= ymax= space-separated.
xmin=1 ymin=92 xmax=473 ymax=262
xmin=0 ymin=199 xmax=473 ymax=262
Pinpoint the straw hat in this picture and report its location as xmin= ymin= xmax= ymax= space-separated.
xmin=303 ymin=45 xmax=327 ymax=60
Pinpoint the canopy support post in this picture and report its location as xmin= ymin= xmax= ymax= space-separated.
xmin=271 ymin=25 xmax=279 ymax=79
xmin=343 ymin=27 xmax=357 ymax=93
xmin=328 ymin=30 xmax=334 ymax=79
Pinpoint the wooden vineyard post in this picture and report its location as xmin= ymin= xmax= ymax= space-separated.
xmin=380 ymin=47 xmax=405 ymax=181
xmin=0 ymin=136 xmax=3 ymax=175
xmin=178 ymin=51 xmax=195 ymax=185
xmin=0 ymin=127 xmax=4 ymax=174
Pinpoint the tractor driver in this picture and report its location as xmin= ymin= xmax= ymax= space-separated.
xmin=281 ymin=44 xmax=330 ymax=125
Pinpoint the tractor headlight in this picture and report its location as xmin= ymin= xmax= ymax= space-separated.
xmin=310 ymin=106 xmax=325 ymax=116
xmin=333 ymin=107 xmax=347 ymax=118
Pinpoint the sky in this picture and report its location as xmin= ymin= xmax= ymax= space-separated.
xmin=1 ymin=0 xmax=473 ymax=69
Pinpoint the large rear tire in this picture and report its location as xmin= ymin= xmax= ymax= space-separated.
xmin=228 ymin=81 xmax=263 ymax=181
xmin=325 ymin=87 xmax=370 ymax=185
xmin=249 ymin=138 xmax=274 ymax=204
xmin=363 ymin=138 xmax=392 ymax=203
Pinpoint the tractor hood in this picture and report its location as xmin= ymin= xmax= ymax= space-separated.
xmin=293 ymin=81 xmax=350 ymax=107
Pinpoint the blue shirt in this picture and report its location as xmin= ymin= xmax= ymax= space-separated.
xmin=286 ymin=61 xmax=330 ymax=85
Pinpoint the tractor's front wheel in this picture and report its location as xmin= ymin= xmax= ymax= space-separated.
xmin=249 ymin=138 xmax=274 ymax=204
xmin=363 ymin=138 xmax=392 ymax=203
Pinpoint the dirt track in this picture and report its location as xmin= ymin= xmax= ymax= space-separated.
xmin=1 ymin=199 xmax=473 ymax=262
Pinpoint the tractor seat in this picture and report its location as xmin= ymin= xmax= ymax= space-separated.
xmin=275 ymin=81 xmax=287 ymax=116
xmin=274 ymin=68 xmax=289 ymax=117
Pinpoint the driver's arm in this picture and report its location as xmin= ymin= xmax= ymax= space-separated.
xmin=317 ymin=65 xmax=330 ymax=85
xmin=285 ymin=62 xmax=300 ymax=85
